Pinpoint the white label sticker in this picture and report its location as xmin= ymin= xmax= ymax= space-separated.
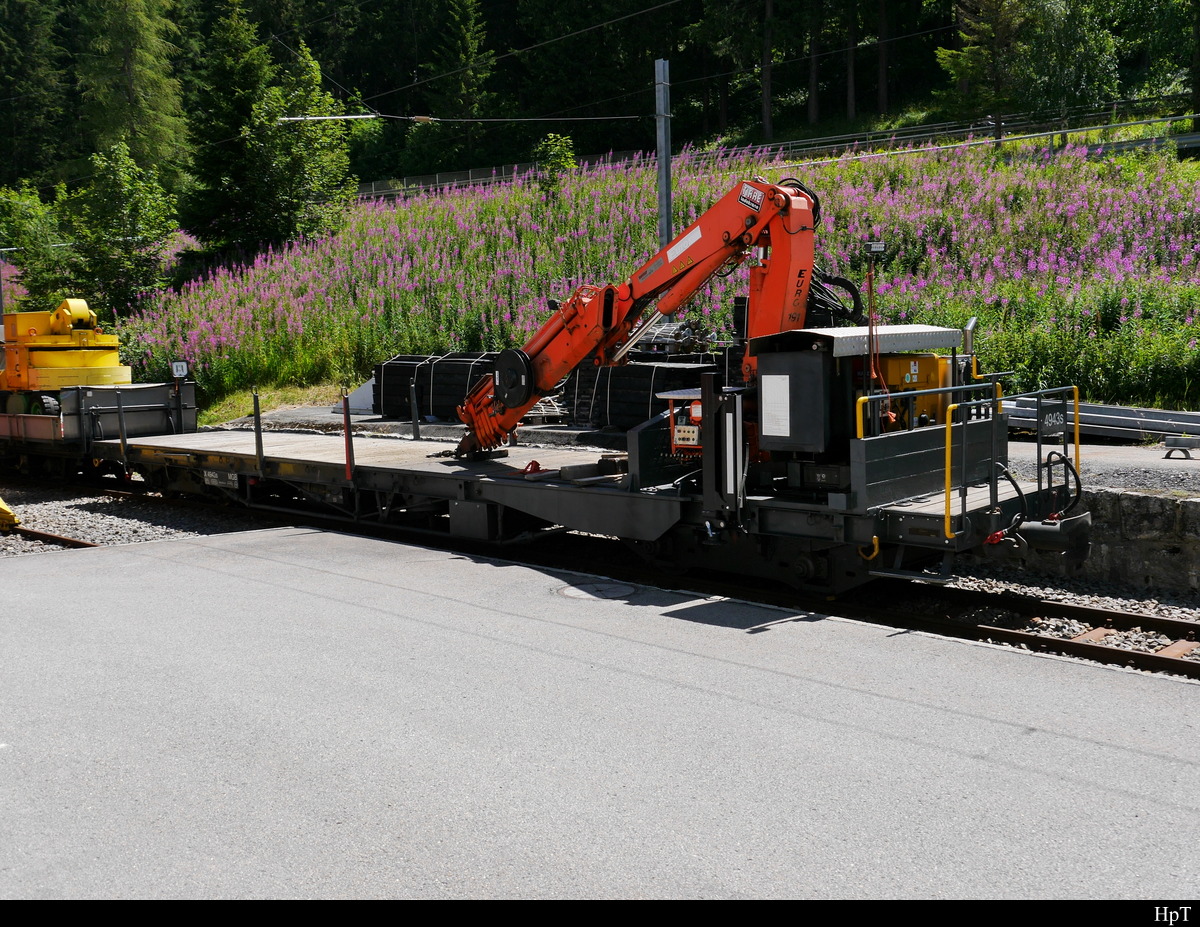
xmin=761 ymin=375 xmax=790 ymax=436
xmin=666 ymin=226 xmax=702 ymax=263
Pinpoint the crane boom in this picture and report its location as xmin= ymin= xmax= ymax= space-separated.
xmin=456 ymin=178 xmax=819 ymax=455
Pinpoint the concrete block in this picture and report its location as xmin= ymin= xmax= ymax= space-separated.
xmin=1082 ymin=489 xmax=1121 ymax=532
xmin=1177 ymin=498 xmax=1200 ymax=541
xmin=1135 ymin=544 xmax=1191 ymax=588
xmin=1062 ymin=491 xmax=1200 ymax=594
xmin=1118 ymin=491 xmax=1179 ymax=540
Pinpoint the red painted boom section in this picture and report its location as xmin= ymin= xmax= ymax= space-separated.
xmin=456 ymin=180 xmax=817 ymax=454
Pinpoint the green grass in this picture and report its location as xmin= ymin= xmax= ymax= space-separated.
xmin=124 ymin=137 xmax=1200 ymax=413
xmin=198 ymin=383 xmax=345 ymax=427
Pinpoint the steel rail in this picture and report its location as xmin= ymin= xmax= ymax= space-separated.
xmin=837 ymin=582 xmax=1200 ymax=680
xmin=12 ymin=526 xmax=98 ymax=549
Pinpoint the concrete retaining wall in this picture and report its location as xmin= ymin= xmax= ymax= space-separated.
xmin=1069 ymin=489 xmax=1200 ymax=593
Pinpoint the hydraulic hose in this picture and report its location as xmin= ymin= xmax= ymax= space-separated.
xmin=985 ymin=462 xmax=1028 ymax=545
xmin=777 ymin=177 xmax=822 ymax=227
xmin=808 ymin=273 xmax=865 ymax=325
xmin=1044 ymin=450 xmax=1082 ymax=516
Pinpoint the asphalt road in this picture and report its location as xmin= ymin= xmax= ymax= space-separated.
xmin=2 ymin=527 xmax=1197 ymax=899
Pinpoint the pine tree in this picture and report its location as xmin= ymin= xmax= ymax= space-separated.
xmin=74 ymin=0 xmax=188 ymax=187
xmin=936 ymin=0 xmax=1117 ymax=115
xmin=1194 ymin=1 xmax=1200 ymax=134
xmin=243 ymin=41 xmax=356 ymax=245
xmin=171 ymin=0 xmax=221 ymax=125
xmin=186 ymin=0 xmax=277 ymax=246
xmin=0 ymin=1 xmax=69 ymax=187
xmin=403 ymin=0 xmax=495 ymax=171
xmin=935 ymin=0 xmax=1031 ymax=113
xmin=687 ymin=0 xmax=793 ymax=142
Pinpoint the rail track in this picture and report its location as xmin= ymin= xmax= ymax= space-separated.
xmin=11 ymin=525 xmax=99 ymax=549
xmin=828 ymin=582 xmax=1200 ymax=680
xmin=4 ymin=474 xmax=1199 ymax=681
xmin=560 ymin=549 xmax=1200 ymax=680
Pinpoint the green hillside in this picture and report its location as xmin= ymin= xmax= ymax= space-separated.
xmin=119 ymin=139 xmax=1200 ymax=410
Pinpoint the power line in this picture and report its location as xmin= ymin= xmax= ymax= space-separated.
xmin=387 ymin=20 xmax=961 ymax=177
xmin=362 ymin=0 xmax=688 ymax=104
xmin=271 ymin=34 xmax=362 ymax=102
xmin=674 ymin=22 xmax=958 ymax=92
xmin=514 ymin=22 xmax=960 ymax=123
xmin=376 ymin=113 xmax=643 ymax=123
xmin=264 ymin=0 xmax=385 ymax=42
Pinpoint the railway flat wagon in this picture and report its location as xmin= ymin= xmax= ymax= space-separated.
xmin=91 ymin=323 xmax=1089 ymax=596
xmin=0 ymin=299 xmax=196 ymax=475
xmin=86 ymin=177 xmax=1092 ymax=594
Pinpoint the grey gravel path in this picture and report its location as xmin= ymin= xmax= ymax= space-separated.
xmin=1007 ymin=439 xmax=1200 ymax=495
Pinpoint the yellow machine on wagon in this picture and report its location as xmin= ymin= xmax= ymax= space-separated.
xmin=0 ymin=298 xmax=131 ymax=414
xmin=0 ymin=298 xmax=195 ymax=475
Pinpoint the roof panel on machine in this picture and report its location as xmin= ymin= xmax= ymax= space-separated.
xmin=751 ymin=325 xmax=963 ymax=356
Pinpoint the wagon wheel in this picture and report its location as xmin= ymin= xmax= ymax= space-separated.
xmin=28 ymin=395 xmax=60 ymax=416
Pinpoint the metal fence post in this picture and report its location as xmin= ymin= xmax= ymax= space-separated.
xmin=253 ymin=390 xmax=265 ymax=477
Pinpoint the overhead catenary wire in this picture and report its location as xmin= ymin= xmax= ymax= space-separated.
xmin=361 ymin=0 xmax=689 ymax=104
xmin=398 ymin=20 xmax=963 ymax=160
xmin=0 ymin=10 xmax=970 ymax=194
xmin=376 ymin=113 xmax=643 ymax=123
xmin=480 ymin=22 xmax=960 ymax=126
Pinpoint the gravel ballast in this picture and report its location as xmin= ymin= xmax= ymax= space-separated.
xmin=3 ymin=476 xmax=1199 ymax=628
xmin=0 ymin=483 xmax=263 ymax=557
xmin=4 ymin=427 xmax=1200 ymax=621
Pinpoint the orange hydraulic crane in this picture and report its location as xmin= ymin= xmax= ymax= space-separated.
xmin=456 ymin=178 xmax=831 ymax=455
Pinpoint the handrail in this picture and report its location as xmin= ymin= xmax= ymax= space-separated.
xmin=944 ymin=404 xmax=960 ymax=540
xmin=938 ymin=384 xmax=1079 ymax=539
xmin=1072 ymin=386 xmax=1081 ymax=475
xmin=855 ymin=395 xmax=869 ymax=439
xmin=968 ymin=355 xmax=1007 ymax=411
xmin=855 ymin=380 xmax=996 ymax=439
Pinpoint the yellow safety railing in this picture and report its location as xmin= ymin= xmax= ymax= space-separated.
xmin=969 ymin=354 xmax=1004 ymax=413
xmin=938 ymin=385 xmax=1081 ymax=540
xmin=1072 ymin=386 xmax=1081 ymax=475
xmin=855 ymin=395 xmax=870 ymax=439
xmin=943 ymin=403 xmax=960 ymax=540
xmin=855 ymin=381 xmax=997 ymax=439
